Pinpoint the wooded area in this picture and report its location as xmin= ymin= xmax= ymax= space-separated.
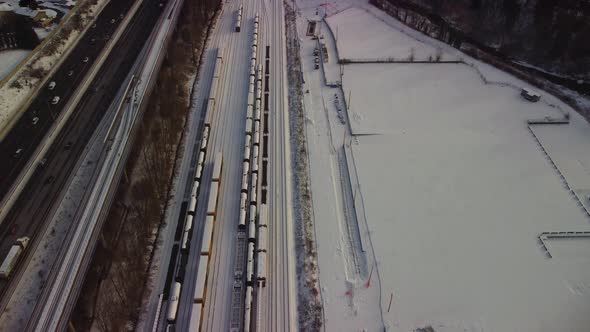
xmin=375 ymin=0 xmax=590 ymax=79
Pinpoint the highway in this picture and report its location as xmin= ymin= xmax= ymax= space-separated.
xmin=0 ymin=0 xmax=133 ymax=201
xmin=145 ymin=0 xmax=297 ymax=331
xmin=0 ymin=0 xmax=170 ymax=313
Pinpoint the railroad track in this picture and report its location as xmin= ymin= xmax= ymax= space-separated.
xmin=264 ymin=0 xmax=296 ymax=331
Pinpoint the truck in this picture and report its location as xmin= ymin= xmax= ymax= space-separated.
xmin=0 ymin=237 xmax=30 ymax=279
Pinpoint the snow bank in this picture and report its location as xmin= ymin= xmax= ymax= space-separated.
xmin=0 ymin=50 xmax=30 ymax=81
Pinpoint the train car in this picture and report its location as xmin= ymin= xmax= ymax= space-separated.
xmin=188 ymin=303 xmax=203 ymax=332
xmin=246 ymin=243 xmax=255 ymax=284
xmin=195 ymin=151 xmax=206 ymax=180
xmin=206 ymin=99 xmax=215 ymax=117
xmin=235 ymin=6 xmax=242 ymax=32
xmin=241 ymin=172 xmax=249 ymax=193
xmin=235 ymin=17 xmax=242 ymax=32
xmin=239 ymin=207 xmax=247 ymax=229
xmin=250 ymin=173 xmax=258 ymax=204
xmin=242 ymin=160 xmax=250 ymax=177
xmin=212 ymin=152 xmax=223 ymax=182
xmin=244 ymin=286 xmax=253 ymax=332
xmin=181 ymin=230 xmax=190 ymax=253
xmin=258 ymin=204 xmax=268 ymax=227
xmin=200 ymin=135 xmax=208 ymax=151
xmin=253 ymin=129 xmax=260 ymax=146
xmin=210 ymin=76 xmax=219 ymax=101
xmin=248 ymin=217 xmax=256 ymax=242
xmin=197 ymin=151 xmax=205 ymax=167
xmin=256 ymin=251 xmax=267 ymax=286
xmin=190 ymin=181 xmax=199 ymax=200
xmin=167 ymin=282 xmax=182 ymax=323
xmin=243 ymin=145 xmax=251 ymax=162
xmin=257 ymin=224 xmax=268 ymax=252
xmin=248 ymin=90 xmax=255 ymax=106
xmin=207 ymin=182 xmax=219 ymax=216
xmin=213 ymin=55 xmax=223 ymax=78
xmin=254 ymin=119 xmax=260 ymax=134
xmin=255 ymin=98 xmax=261 ymax=114
xmin=246 ymin=119 xmax=252 ymax=135
xmin=188 ymin=195 xmax=197 ymax=214
xmin=195 ymin=164 xmax=203 ymax=182
xmin=247 ymin=104 xmax=254 ymax=120
xmin=194 ymin=256 xmax=208 ymax=303
xmin=244 ymin=134 xmax=252 ymax=150
xmin=185 ymin=214 xmax=194 ymax=232
xmin=201 ymin=215 xmax=214 ymax=255
xmin=252 ymin=148 xmax=259 ymax=173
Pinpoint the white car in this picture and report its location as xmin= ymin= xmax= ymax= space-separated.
xmin=51 ymin=96 xmax=60 ymax=105
xmin=83 ymin=57 xmax=89 ymax=63
xmin=32 ymin=117 xmax=39 ymax=125
xmin=48 ymin=81 xmax=56 ymax=90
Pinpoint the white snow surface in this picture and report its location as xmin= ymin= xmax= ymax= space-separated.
xmin=295 ymin=0 xmax=590 ymax=331
xmin=326 ymin=7 xmax=455 ymax=61
xmin=349 ymin=65 xmax=590 ymax=330
xmin=0 ymin=50 xmax=29 ymax=80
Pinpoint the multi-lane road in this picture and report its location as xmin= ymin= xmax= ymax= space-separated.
xmin=0 ymin=0 xmax=169 ymax=309
xmin=146 ymin=0 xmax=297 ymax=330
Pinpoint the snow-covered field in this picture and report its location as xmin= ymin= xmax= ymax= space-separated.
xmin=349 ymin=64 xmax=590 ymax=331
xmin=0 ymin=50 xmax=29 ymax=80
xmin=326 ymin=7 xmax=455 ymax=61
xmin=295 ymin=0 xmax=590 ymax=331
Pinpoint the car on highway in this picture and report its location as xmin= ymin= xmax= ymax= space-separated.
xmin=39 ymin=158 xmax=47 ymax=167
xmin=44 ymin=176 xmax=55 ymax=185
xmin=83 ymin=56 xmax=89 ymax=63
xmin=13 ymin=148 xmax=23 ymax=158
xmin=51 ymin=96 xmax=60 ymax=105
xmin=64 ymin=142 xmax=72 ymax=150
xmin=110 ymin=18 xmax=116 ymax=24
xmin=48 ymin=81 xmax=56 ymax=90
xmin=32 ymin=117 xmax=39 ymax=125
xmin=67 ymin=70 xmax=74 ymax=77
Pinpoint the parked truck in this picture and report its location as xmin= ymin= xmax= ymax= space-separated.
xmin=0 ymin=237 xmax=30 ymax=279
